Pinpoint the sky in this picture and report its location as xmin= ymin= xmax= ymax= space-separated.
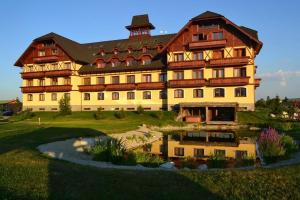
xmin=0 ymin=0 xmax=299 ymax=100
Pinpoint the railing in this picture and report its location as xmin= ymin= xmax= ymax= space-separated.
xmin=33 ymin=55 xmax=59 ymax=63
xmin=78 ymin=84 xmax=105 ymax=92
xmin=169 ymin=79 xmax=206 ymax=88
xmin=207 ymin=77 xmax=250 ymax=86
xmin=136 ymin=82 xmax=165 ymax=90
xmin=254 ymin=78 xmax=261 ymax=87
xmin=209 ymin=57 xmax=249 ymax=67
xmin=44 ymin=85 xmax=72 ymax=92
xmin=45 ymin=69 xmax=72 ymax=77
xmin=21 ymin=71 xmax=45 ymax=79
xmin=189 ymin=39 xmax=226 ymax=49
xmin=21 ymin=86 xmax=45 ymax=93
xmin=106 ymin=83 xmax=136 ymax=91
xmin=168 ymin=60 xmax=206 ymax=69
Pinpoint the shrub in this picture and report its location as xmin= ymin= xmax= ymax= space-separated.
xmin=133 ymin=151 xmax=164 ymax=167
xmin=59 ymin=96 xmax=71 ymax=115
xmin=11 ymin=109 xmax=35 ymax=121
xmin=236 ymin=155 xmax=255 ymax=167
xmin=93 ymin=108 xmax=105 ymax=120
xmin=114 ymin=108 xmax=126 ymax=119
xmin=136 ymin=105 xmax=144 ymax=115
xmin=279 ymin=122 xmax=294 ymax=131
xmin=207 ymin=154 xmax=227 ymax=168
xmin=177 ymin=157 xmax=198 ymax=169
xmin=258 ymin=128 xmax=285 ymax=163
xmin=281 ymin=135 xmax=298 ymax=156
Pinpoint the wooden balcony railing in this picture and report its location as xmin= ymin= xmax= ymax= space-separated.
xmin=21 ymin=86 xmax=45 ymax=93
xmin=207 ymin=77 xmax=250 ymax=87
xmin=78 ymin=84 xmax=105 ymax=92
xmin=21 ymin=71 xmax=45 ymax=79
xmin=33 ymin=55 xmax=59 ymax=63
xmin=189 ymin=39 xmax=226 ymax=49
xmin=45 ymin=69 xmax=72 ymax=77
xmin=169 ymin=79 xmax=206 ymax=88
xmin=209 ymin=57 xmax=249 ymax=67
xmin=168 ymin=60 xmax=206 ymax=69
xmin=106 ymin=83 xmax=136 ymax=91
xmin=44 ymin=85 xmax=72 ymax=92
xmin=254 ymin=78 xmax=261 ymax=88
xmin=136 ymin=82 xmax=165 ymax=90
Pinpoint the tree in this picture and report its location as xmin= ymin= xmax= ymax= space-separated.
xmin=59 ymin=96 xmax=71 ymax=115
xmin=255 ymin=98 xmax=266 ymax=108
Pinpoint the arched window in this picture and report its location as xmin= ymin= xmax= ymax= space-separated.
xmin=143 ymin=91 xmax=151 ymax=99
xmin=235 ymin=87 xmax=247 ymax=97
xmin=174 ymin=89 xmax=184 ymax=98
xmin=142 ymin=46 xmax=147 ymax=53
xmin=193 ymin=89 xmax=203 ymax=98
xmin=214 ymin=88 xmax=225 ymax=97
xmin=111 ymin=59 xmax=120 ymax=67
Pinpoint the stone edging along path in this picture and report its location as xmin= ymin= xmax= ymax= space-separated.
xmin=37 ymin=126 xmax=300 ymax=171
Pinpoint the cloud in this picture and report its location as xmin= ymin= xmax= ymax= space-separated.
xmin=259 ymin=69 xmax=300 ymax=87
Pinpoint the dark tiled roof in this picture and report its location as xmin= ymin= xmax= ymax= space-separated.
xmin=191 ymin=11 xmax=223 ymax=21
xmin=126 ymin=14 xmax=155 ymax=30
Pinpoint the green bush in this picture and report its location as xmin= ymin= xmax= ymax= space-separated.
xmin=136 ymin=105 xmax=144 ymax=115
xmin=114 ymin=108 xmax=126 ymax=119
xmin=93 ymin=108 xmax=105 ymax=120
xmin=178 ymin=157 xmax=198 ymax=169
xmin=11 ymin=109 xmax=35 ymax=121
xmin=59 ymin=96 xmax=72 ymax=115
xmin=207 ymin=154 xmax=227 ymax=168
xmin=133 ymin=151 xmax=164 ymax=167
xmin=281 ymin=135 xmax=298 ymax=156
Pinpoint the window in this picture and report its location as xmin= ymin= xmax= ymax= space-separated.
xmin=51 ymin=63 xmax=58 ymax=70
xmin=39 ymin=94 xmax=45 ymax=101
xmin=194 ymin=148 xmax=204 ymax=158
xmin=126 ymin=75 xmax=135 ymax=83
xmin=143 ymin=91 xmax=151 ymax=99
xmin=212 ymin=32 xmax=223 ymax=40
xmin=142 ymin=47 xmax=147 ymax=53
xmin=234 ymin=48 xmax=246 ymax=57
xmin=97 ymin=77 xmax=105 ymax=84
xmin=142 ymin=74 xmax=152 ymax=83
xmin=64 ymin=93 xmax=70 ymax=100
xmin=84 ymin=93 xmax=90 ymax=101
xmin=213 ymin=69 xmax=225 ymax=78
xmin=236 ymin=150 xmax=247 ymax=159
xmin=234 ymin=67 xmax=247 ymax=77
xmin=51 ymin=93 xmax=57 ymax=101
xmin=173 ymin=71 xmax=184 ymax=80
xmin=112 ymin=60 xmax=120 ymax=67
xmin=114 ymin=49 xmax=118 ymax=55
xmin=51 ymin=49 xmax=58 ymax=55
xmin=192 ymin=69 xmax=204 ymax=79
xmin=174 ymin=147 xmax=184 ymax=156
xmin=235 ymin=87 xmax=247 ymax=97
xmin=174 ymin=53 xmax=184 ymax=62
xmin=193 ymin=89 xmax=203 ymax=98
xmin=27 ymin=94 xmax=33 ymax=101
xmin=192 ymin=34 xmax=207 ymax=41
xmin=83 ymin=77 xmax=91 ymax=85
xmin=27 ymin=79 xmax=33 ymax=86
xmin=212 ymin=50 xmax=224 ymax=59
xmin=111 ymin=76 xmax=120 ymax=84
xmin=126 ymin=59 xmax=133 ymax=66
xmin=193 ymin=51 xmax=203 ymax=60
xmin=174 ymin=89 xmax=184 ymax=98
xmin=64 ymin=77 xmax=71 ymax=85
xmin=214 ymin=149 xmax=225 ymax=158
xmin=39 ymin=79 xmax=45 ymax=86
xmin=98 ymin=92 xmax=104 ymax=100
xmin=159 ymin=73 xmax=167 ymax=82
xmin=127 ymin=92 xmax=135 ymax=100
xmin=97 ymin=62 xmax=106 ymax=68
xmin=142 ymin=58 xmax=151 ymax=65
xmin=38 ymin=50 xmax=45 ymax=57
xmin=112 ymin=92 xmax=119 ymax=100
xmin=214 ymin=88 xmax=225 ymax=97
xmin=64 ymin=62 xmax=71 ymax=69
xmin=159 ymin=90 xmax=167 ymax=99
xmin=51 ymin=78 xmax=58 ymax=86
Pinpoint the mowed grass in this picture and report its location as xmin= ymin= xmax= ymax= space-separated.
xmin=0 ymin=111 xmax=300 ymax=199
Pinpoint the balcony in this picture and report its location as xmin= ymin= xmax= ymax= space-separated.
xmin=169 ymin=79 xmax=206 ymax=88
xmin=209 ymin=57 xmax=249 ymax=67
xmin=21 ymin=86 xmax=45 ymax=93
xmin=189 ymin=39 xmax=226 ymax=49
xmin=168 ymin=60 xmax=206 ymax=70
xmin=254 ymin=78 xmax=261 ymax=88
xmin=78 ymin=84 xmax=105 ymax=92
xmin=207 ymin=77 xmax=250 ymax=87
xmin=44 ymin=85 xmax=72 ymax=92
xmin=21 ymin=71 xmax=45 ymax=79
xmin=136 ymin=82 xmax=165 ymax=90
xmin=45 ymin=69 xmax=72 ymax=77
xmin=33 ymin=55 xmax=59 ymax=63
xmin=106 ymin=83 xmax=136 ymax=91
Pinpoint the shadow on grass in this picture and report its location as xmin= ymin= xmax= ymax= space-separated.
xmin=0 ymin=124 xmax=223 ymax=200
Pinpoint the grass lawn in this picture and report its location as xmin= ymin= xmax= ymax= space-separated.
xmin=0 ymin=111 xmax=300 ymax=199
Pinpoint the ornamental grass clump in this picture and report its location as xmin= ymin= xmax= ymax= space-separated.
xmin=258 ymin=128 xmax=285 ymax=163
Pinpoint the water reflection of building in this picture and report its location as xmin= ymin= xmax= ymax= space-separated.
xmin=148 ymin=132 xmax=256 ymax=159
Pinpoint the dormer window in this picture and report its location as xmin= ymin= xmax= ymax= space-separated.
xmin=114 ymin=49 xmax=118 ymax=55
xmin=112 ymin=60 xmax=120 ymax=67
xmin=38 ymin=50 xmax=45 ymax=57
xmin=142 ymin=58 xmax=151 ymax=65
xmin=101 ymin=51 xmax=105 ymax=56
xmin=128 ymin=48 xmax=132 ymax=53
xmin=97 ymin=62 xmax=106 ymax=68
xmin=142 ymin=47 xmax=147 ymax=53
